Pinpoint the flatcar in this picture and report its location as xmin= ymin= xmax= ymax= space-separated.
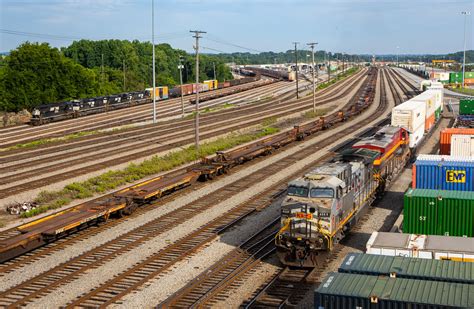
xmin=275 ymin=126 xmax=410 ymax=267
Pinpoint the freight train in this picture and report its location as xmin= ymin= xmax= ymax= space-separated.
xmin=30 ymin=76 xmax=260 ymax=125
xmin=275 ymin=126 xmax=411 ymax=267
xmin=276 ymin=81 xmax=445 ymax=267
xmin=0 ymin=67 xmax=378 ymax=263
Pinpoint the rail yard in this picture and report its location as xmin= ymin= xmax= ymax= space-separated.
xmin=1 ymin=63 xmax=454 ymax=308
xmin=2 ymin=2 xmax=474 ymax=307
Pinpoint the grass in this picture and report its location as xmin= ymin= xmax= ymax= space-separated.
xmin=20 ymin=124 xmax=280 ymax=218
xmin=448 ymin=87 xmax=474 ymax=96
xmin=3 ymin=127 xmax=133 ymax=152
xmin=317 ymin=67 xmax=359 ymax=91
xmin=186 ymin=103 xmax=235 ymax=119
xmin=303 ymin=108 xmax=331 ymax=119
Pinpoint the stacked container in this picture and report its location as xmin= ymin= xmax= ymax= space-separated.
xmin=459 ymin=99 xmax=474 ymax=115
xmin=404 ymin=188 xmax=474 ymax=237
xmin=438 ymin=72 xmax=450 ymax=84
xmin=409 ymin=91 xmax=437 ymax=131
xmin=451 ymin=135 xmax=474 ymax=157
xmin=450 ymin=72 xmax=463 ymax=84
xmin=465 ymin=72 xmax=474 ymax=85
xmin=412 ymin=155 xmax=474 ymax=191
xmin=439 ymin=128 xmax=474 ymax=155
xmin=391 ymin=100 xmax=425 ymax=148
xmin=427 ymin=83 xmax=444 ymax=118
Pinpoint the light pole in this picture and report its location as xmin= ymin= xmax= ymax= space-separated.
xmin=396 ymin=46 xmax=400 ymax=67
xmin=190 ymin=30 xmax=206 ymax=154
xmin=461 ymin=11 xmax=471 ymax=88
xmin=178 ymin=58 xmax=185 ymax=118
xmin=293 ymin=42 xmax=299 ymax=99
xmin=307 ymin=42 xmax=318 ymax=114
xmin=152 ymin=0 xmax=156 ymax=124
xmin=213 ymin=62 xmax=216 ymax=80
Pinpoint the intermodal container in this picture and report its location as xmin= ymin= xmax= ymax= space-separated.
xmin=426 ymin=87 xmax=444 ymax=112
xmin=339 ymin=253 xmax=474 ymax=284
xmin=465 ymin=78 xmax=474 ymax=85
xmin=391 ymin=100 xmax=425 ymax=132
xmin=408 ymin=124 xmax=424 ymax=148
xmin=465 ymin=71 xmax=474 ymax=79
xmin=404 ymin=188 xmax=474 ymax=237
xmin=438 ymin=72 xmax=450 ymax=82
xmin=315 ymin=272 xmax=474 ymax=309
xmin=450 ymin=72 xmax=463 ymax=84
xmin=409 ymin=92 xmax=437 ymax=131
xmin=440 ymin=128 xmax=474 ymax=155
xmin=435 ymin=106 xmax=441 ymax=119
xmin=460 ymin=99 xmax=474 ymax=115
xmin=412 ymin=155 xmax=474 ymax=191
xmin=451 ymin=134 xmax=474 ymax=156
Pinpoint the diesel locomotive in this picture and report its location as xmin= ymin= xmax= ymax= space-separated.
xmin=275 ymin=126 xmax=411 ymax=267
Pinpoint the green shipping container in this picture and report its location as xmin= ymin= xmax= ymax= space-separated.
xmin=404 ymin=188 xmax=474 ymax=237
xmin=465 ymin=71 xmax=474 ymax=79
xmin=450 ymin=72 xmax=463 ymax=84
xmin=460 ymin=99 xmax=474 ymax=115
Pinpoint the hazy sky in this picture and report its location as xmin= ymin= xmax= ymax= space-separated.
xmin=1 ymin=0 xmax=473 ymax=54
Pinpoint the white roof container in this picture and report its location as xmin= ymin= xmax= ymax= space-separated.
xmin=451 ymin=134 xmax=474 ymax=157
xmin=366 ymin=232 xmax=474 ymax=261
xmin=391 ymin=100 xmax=426 ymax=132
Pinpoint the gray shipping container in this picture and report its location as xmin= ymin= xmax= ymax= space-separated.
xmin=315 ymin=272 xmax=474 ymax=308
xmin=339 ymin=253 xmax=474 ymax=284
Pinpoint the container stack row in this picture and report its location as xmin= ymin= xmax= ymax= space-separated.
xmin=315 ymin=251 xmax=474 ymax=309
xmin=391 ymin=84 xmax=444 ymax=148
xmin=406 ymin=155 xmax=474 ymax=237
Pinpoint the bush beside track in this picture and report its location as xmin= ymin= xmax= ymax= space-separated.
xmin=317 ymin=67 xmax=359 ymax=91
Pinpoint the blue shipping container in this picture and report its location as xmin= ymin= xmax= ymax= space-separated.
xmin=413 ymin=156 xmax=474 ymax=191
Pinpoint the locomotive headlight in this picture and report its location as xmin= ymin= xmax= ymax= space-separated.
xmin=286 ymin=241 xmax=292 ymax=247
xmin=318 ymin=238 xmax=324 ymax=243
xmin=309 ymin=244 xmax=315 ymax=249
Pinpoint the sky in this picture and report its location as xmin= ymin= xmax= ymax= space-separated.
xmin=1 ymin=0 xmax=473 ymax=55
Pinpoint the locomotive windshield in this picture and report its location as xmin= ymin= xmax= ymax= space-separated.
xmin=310 ymin=188 xmax=334 ymax=198
xmin=287 ymin=186 xmax=309 ymax=197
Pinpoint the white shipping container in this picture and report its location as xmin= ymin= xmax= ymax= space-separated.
xmin=408 ymin=124 xmax=425 ymax=148
xmin=391 ymin=100 xmax=426 ymax=132
xmin=451 ymin=134 xmax=474 ymax=157
xmin=426 ymin=87 xmax=444 ymax=112
xmin=438 ymin=72 xmax=450 ymax=82
xmin=410 ymin=91 xmax=437 ymax=118
xmin=366 ymin=232 xmax=474 ymax=261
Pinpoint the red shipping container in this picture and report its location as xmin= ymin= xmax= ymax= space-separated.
xmin=439 ymin=128 xmax=474 ymax=155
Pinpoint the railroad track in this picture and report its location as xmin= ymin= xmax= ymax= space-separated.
xmin=0 ymin=79 xmax=287 ymax=144
xmin=0 ymin=69 xmax=375 ymax=308
xmin=159 ymin=68 xmax=402 ymax=309
xmin=0 ymin=70 xmax=368 ymax=198
xmin=0 ymin=80 xmax=284 ymax=146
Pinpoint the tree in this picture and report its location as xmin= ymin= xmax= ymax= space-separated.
xmin=0 ymin=42 xmax=100 ymax=112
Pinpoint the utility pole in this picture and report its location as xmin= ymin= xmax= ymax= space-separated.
xmin=293 ymin=42 xmax=299 ymax=99
xmin=101 ymin=53 xmax=104 ymax=87
xmin=461 ymin=11 xmax=471 ymax=88
xmin=152 ymin=0 xmax=157 ymax=123
xmin=327 ymin=52 xmax=331 ymax=82
xmin=191 ymin=30 xmax=206 ymax=154
xmin=123 ymin=59 xmax=126 ymax=91
xmin=178 ymin=57 xmax=185 ymax=118
xmin=213 ymin=62 xmax=216 ymax=80
xmin=396 ymin=46 xmax=400 ymax=67
xmin=307 ymin=42 xmax=318 ymax=114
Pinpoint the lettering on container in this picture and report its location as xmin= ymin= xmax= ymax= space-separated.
xmin=446 ymin=170 xmax=466 ymax=183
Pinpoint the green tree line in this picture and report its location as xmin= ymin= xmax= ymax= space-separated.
xmin=0 ymin=40 xmax=233 ymax=112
